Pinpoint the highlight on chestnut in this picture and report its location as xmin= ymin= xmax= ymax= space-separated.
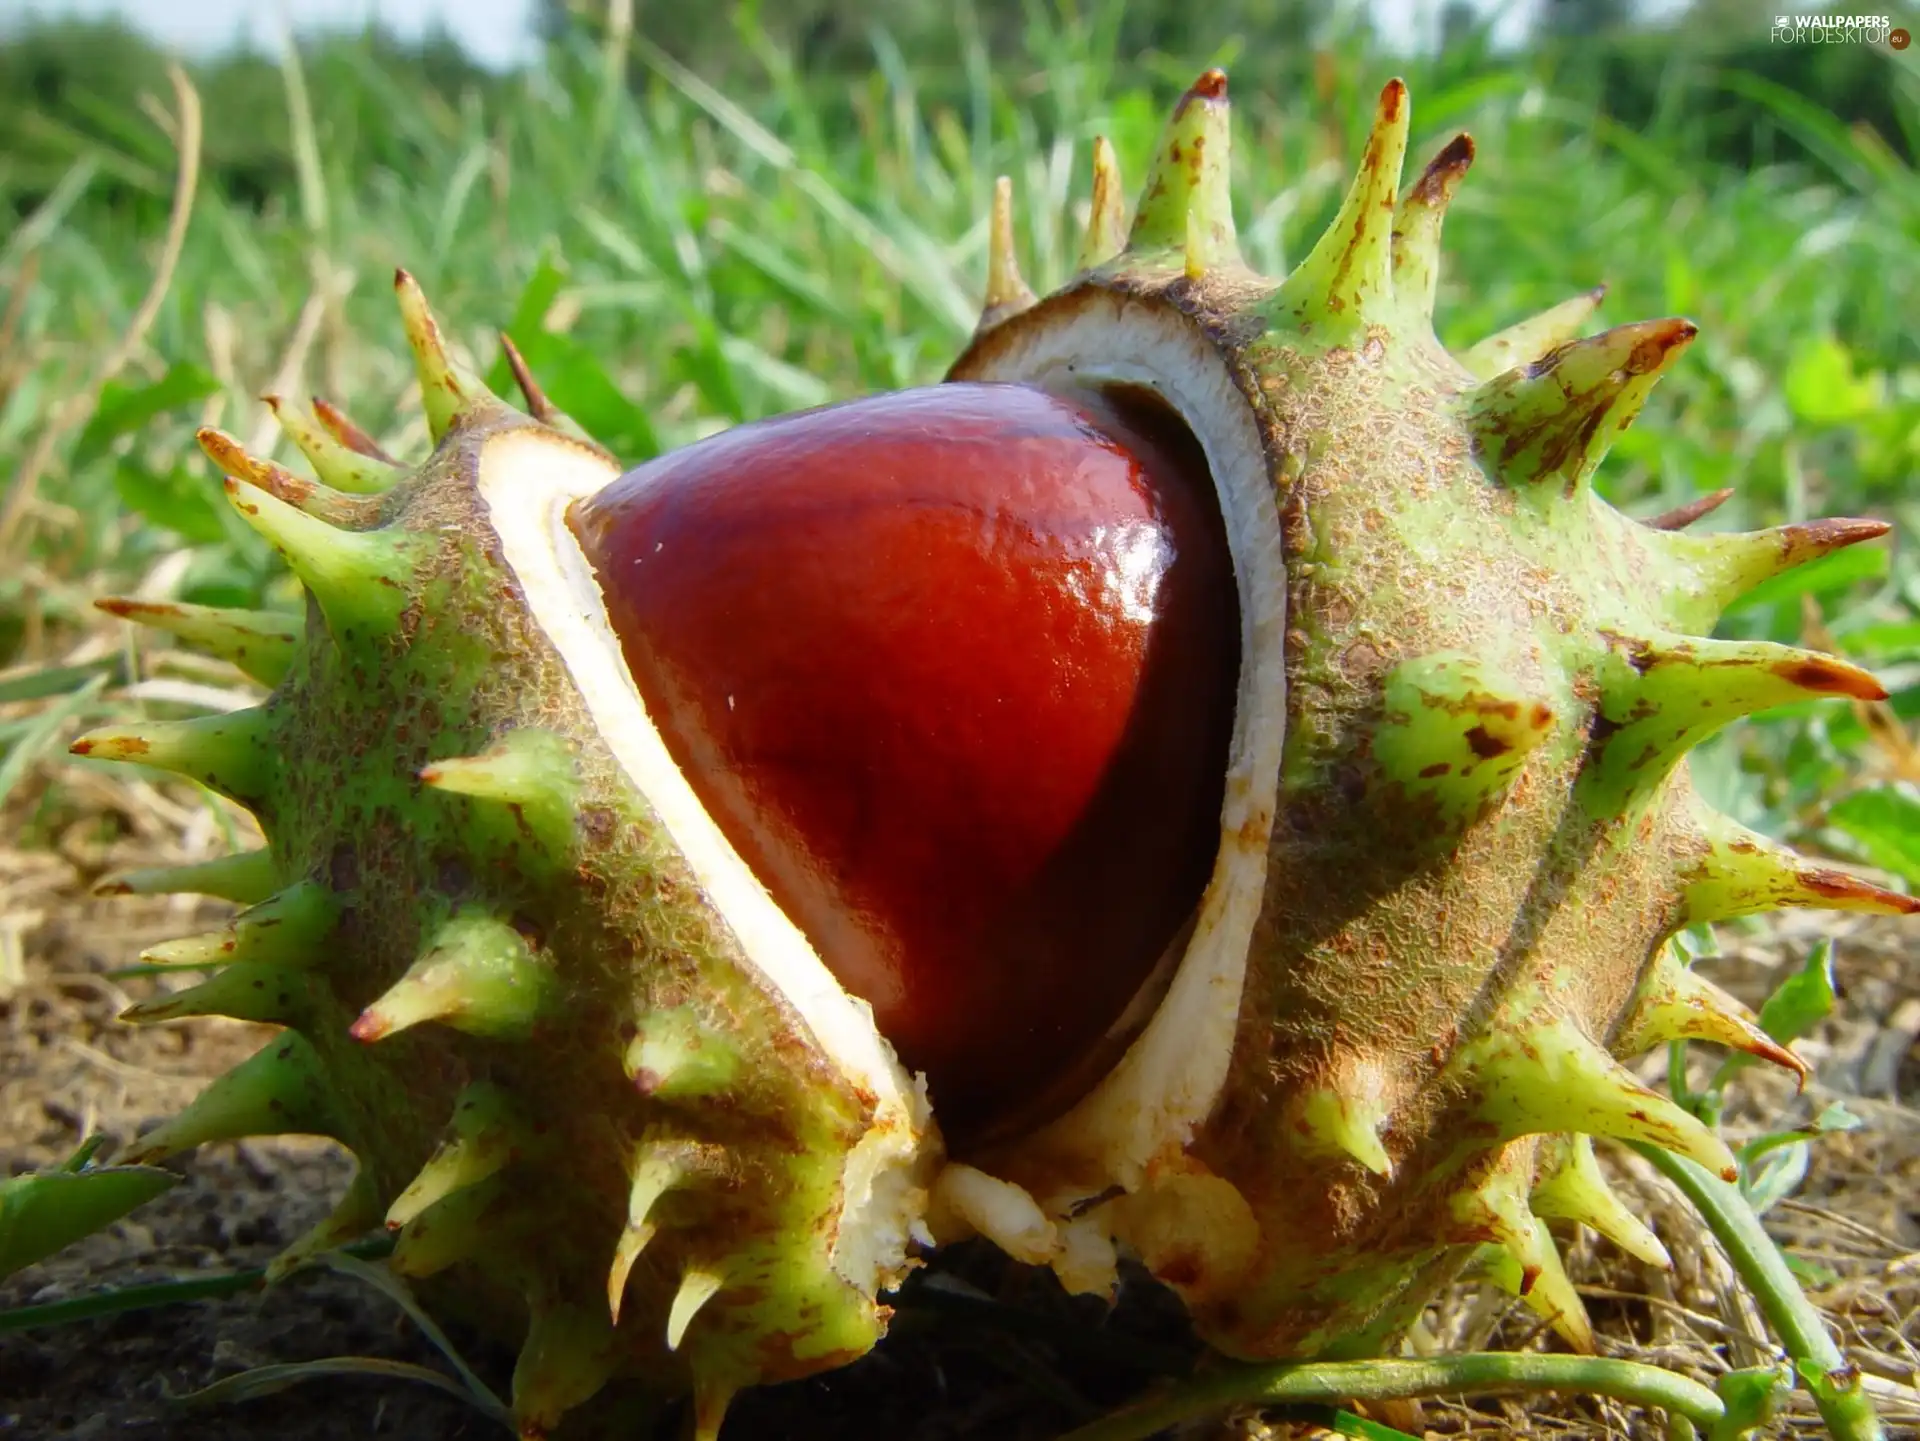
xmin=69 ymin=63 xmax=1913 ymax=1440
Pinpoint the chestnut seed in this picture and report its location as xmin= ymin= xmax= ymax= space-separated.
xmin=568 ymin=382 xmax=1238 ymax=1143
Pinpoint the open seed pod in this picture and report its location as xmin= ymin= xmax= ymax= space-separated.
xmin=80 ymin=69 xmax=1914 ymax=1438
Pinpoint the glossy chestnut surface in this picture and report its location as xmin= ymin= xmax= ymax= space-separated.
xmin=569 ymin=382 xmax=1237 ymax=1140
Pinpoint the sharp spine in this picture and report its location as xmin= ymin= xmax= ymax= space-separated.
xmin=1128 ymin=68 xmax=1238 ymax=269
xmin=352 ymin=909 xmax=553 ymax=1043
xmin=311 ymin=395 xmax=397 ymax=463
xmin=386 ymin=1083 xmax=525 ymax=1229
xmin=1372 ymin=652 xmax=1555 ymax=824
xmin=978 ymin=176 xmax=1038 ymax=332
xmin=666 ymin=1267 xmax=726 ymax=1351
xmin=1587 ymin=632 xmax=1886 ymax=805
xmin=499 ymin=333 xmax=615 ymax=461
xmin=93 ymin=597 xmax=300 ymax=687
xmin=1276 ymin=78 xmax=1408 ymax=324
xmin=1645 ymin=487 xmax=1733 ymax=532
xmin=1456 ymin=1151 xmax=1593 ymax=1353
xmin=96 ymin=847 xmax=278 ymax=905
xmin=1615 ymin=943 xmax=1808 ymax=1082
xmin=138 ymin=881 xmax=338 ymax=970
xmin=197 ymin=427 xmax=372 ymax=528
xmin=389 ymin=1177 xmax=503 ymax=1278
xmin=70 ymin=707 xmax=276 ymax=812
xmin=119 ymin=960 xmax=310 ymax=1026
xmin=1459 ymin=1015 xmax=1738 ymax=1180
xmin=690 ymin=1369 xmax=738 ymax=1441
xmin=625 ymin=1007 xmax=741 ymax=1100
xmin=1390 ymin=132 xmax=1474 ymax=323
xmin=607 ymin=1133 xmax=730 ymax=1323
xmin=1290 ymin=1065 xmax=1393 ymax=1176
xmin=263 ymin=394 xmax=401 ymax=495
xmin=1077 ymin=136 xmax=1126 ymax=271
xmin=1530 ymin=1135 xmax=1670 ymax=1269
xmin=221 ymin=475 xmax=413 ymax=640
xmin=418 ymin=728 xmax=579 ymax=850
xmin=1468 ymin=317 xmax=1695 ymax=492
xmin=1679 ymin=802 xmax=1918 ymax=923
xmin=120 ymin=1033 xmax=341 ymax=1164
xmin=395 ymin=268 xmax=496 ymax=441
xmin=1649 ymin=517 xmax=1892 ymax=633
xmin=1458 ymin=286 xmax=1606 ymax=381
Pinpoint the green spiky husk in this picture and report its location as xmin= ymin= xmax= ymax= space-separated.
xmin=83 ymin=385 xmax=931 ymax=1433
xmin=946 ymin=73 xmax=1910 ymax=1361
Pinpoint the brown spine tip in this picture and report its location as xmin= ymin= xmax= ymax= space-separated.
xmin=1628 ymin=318 xmax=1699 ymax=373
xmin=1378 ymin=77 xmax=1408 ymax=122
xmin=348 ymin=1011 xmax=389 ymax=1043
xmin=500 ymin=333 xmax=559 ymax=425
xmin=1187 ymin=68 xmax=1229 ymax=103
xmin=393 ymin=267 xmax=412 ymax=291
xmin=1646 ymin=487 xmax=1734 ymax=531
xmin=1774 ymin=655 xmax=1887 ymax=702
xmin=312 ymin=395 xmax=396 ymax=462
xmin=1800 ymin=866 xmax=1920 ymax=912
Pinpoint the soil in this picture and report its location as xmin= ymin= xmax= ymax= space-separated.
xmin=3 ymin=769 xmax=1918 ymax=1440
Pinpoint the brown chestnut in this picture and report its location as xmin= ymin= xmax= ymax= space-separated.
xmin=568 ymin=382 xmax=1237 ymax=1141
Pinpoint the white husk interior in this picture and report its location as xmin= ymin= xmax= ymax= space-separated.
xmin=474 ymin=427 xmax=932 ymax=1294
xmin=957 ymin=292 xmax=1287 ymax=1202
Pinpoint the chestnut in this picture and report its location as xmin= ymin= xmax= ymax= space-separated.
xmin=569 ymin=382 xmax=1238 ymax=1139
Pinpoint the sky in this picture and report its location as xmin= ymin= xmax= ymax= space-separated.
xmin=0 ymin=0 xmax=1691 ymax=65
xmin=1 ymin=0 xmax=543 ymax=69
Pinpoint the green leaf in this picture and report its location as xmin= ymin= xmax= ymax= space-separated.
xmin=0 ymin=1165 xmax=178 ymax=1279
xmin=1757 ymin=939 xmax=1839 ymax=1047
xmin=1740 ymin=1137 xmax=1809 ymax=1215
xmin=0 ymin=674 xmax=109 ymax=810
xmin=113 ymin=463 xmax=228 ymax=545
xmin=1713 ymin=1364 xmax=1793 ymax=1439
xmin=72 ymin=364 xmax=221 ymax=471
xmin=1827 ymin=786 xmax=1920 ymax=886
xmin=1783 ymin=335 xmax=1886 ymax=426
xmin=170 ymin=1357 xmax=512 ymax=1426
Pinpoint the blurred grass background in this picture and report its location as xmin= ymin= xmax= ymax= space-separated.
xmin=1 ymin=0 xmax=1918 ymax=883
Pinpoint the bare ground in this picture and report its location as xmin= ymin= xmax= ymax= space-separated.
xmin=3 ymin=734 xmax=1919 ymax=1439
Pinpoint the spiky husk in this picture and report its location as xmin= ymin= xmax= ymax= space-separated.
xmin=80 ymin=70 xmax=1915 ymax=1439
xmin=79 ymin=274 xmax=934 ymax=1439
xmin=945 ymin=71 xmax=1912 ymax=1359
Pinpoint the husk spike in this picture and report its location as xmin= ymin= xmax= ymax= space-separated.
xmin=1459 ymin=1016 xmax=1738 ymax=1180
xmin=96 ymin=847 xmax=279 ymax=905
xmin=70 ymin=707 xmax=277 ymax=812
xmin=1127 ymin=69 xmax=1238 ymax=268
xmin=1468 ymin=318 xmax=1695 ymax=492
xmin=1530 ymin=1135 xmax=1671 ymax=1269
xmin=263 ymin=393 xmax=401 ymax=494
xmin=1390 ymin=133 xmax=1474 ymax=323
xmin=94 ymin=597 xmax=301 ymax=688
xmin=221 ymin=476 xmax=414 ymax=641
xmin=1077 ymin=135 xmax=1126 ymax=271
xmin=1275 ymin=78 xmax=1409 ymax=325
xmin=1458 ymin=285 xmax=1606 ymax=381
xmin=120 ymin=1033 xmax=342 ymax=1164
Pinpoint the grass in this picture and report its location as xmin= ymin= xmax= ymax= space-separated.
xmin=1 ymin=6 xmax=1918 ymax=1438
